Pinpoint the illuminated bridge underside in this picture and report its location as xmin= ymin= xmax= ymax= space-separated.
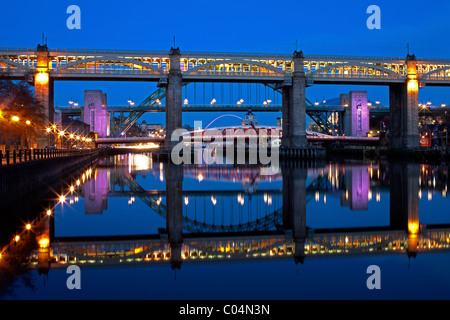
xmin=28 ymin=229 xmax=450 ymax=269
xmin=3 ymin=48 xmax=450 ymax=85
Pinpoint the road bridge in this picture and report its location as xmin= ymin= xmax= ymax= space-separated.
xmin=3 ymin=45 xmax=450 ymax=150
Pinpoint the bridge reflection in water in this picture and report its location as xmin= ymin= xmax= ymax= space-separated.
xmin=25 ymin=153 xmax=450 ymax=272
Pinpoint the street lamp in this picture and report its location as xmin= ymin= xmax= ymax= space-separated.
xmin=11 ymin=116 xmax=19 ymax=122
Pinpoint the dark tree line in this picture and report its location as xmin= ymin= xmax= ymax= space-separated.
xmin=0 ymin=79 xmax=46 ymax=148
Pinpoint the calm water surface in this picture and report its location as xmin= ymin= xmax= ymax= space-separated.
xmin=1 ymin=153 xmax=450 ymax=300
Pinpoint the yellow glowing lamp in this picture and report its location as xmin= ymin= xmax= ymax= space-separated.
xmin=39 ymin=237 xmax=50 ymax=249
xmin=11 ymin=116 xmax=19 ymax=122
xmin=15 ymin=235 xmax=20 ymax=242
xmin=46 ymin=209 xmax=52 ymax=216
xmin=26 ymin=120 xmax=31 ymax=125
xmin=26 ymin=224 xmax=31 ymax=230
xmin=36 ymin=72 xmax=49 ymax=84
xmin=408 ymin=222 xmax=419 ymax=234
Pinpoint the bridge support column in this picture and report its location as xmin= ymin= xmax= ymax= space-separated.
xmin=34 ymin=44 xmax=54 ymax=148
xmin=281 ymin=51 xmax=307 ymax=148
xmin=390 ymin=55 xmax=419 ymax=149
xmin=164 ymin=48 xmax=183 ymax=153
xmin=165 ymin=163 xmax=184 ymax=269
xmin=282 ymin=163 xmax=307 ymax=264
xmin=389 ymin=163 xmax=420 ymax=258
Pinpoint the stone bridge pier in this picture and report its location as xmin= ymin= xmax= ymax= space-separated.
xmin=165 ymin=162 xmax=184 ymax=269
xmin=281 ymin=51 xmax=307 ymax=149
xmin=282 ymin=162 xmax=307 ymax=264
xmin=389 ymin=55 xmax=420 ymax=150
xmin=34 ymin=44 xmax=54 ymax=148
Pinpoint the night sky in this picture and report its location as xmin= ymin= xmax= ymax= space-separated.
xmin=2 ymin=0 xmax=450 ymax=127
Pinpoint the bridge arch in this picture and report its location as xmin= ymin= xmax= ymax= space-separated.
xmin=182 ymin=58 xmax=286 ymax=76
xmin=52 ymin=57 xmax=163 ymax=74
xmin=421 ymin=65 xmax=450 ymax=79
xmin=309 ymin=62 xmax=403 ymax=79
xmin=0 ymin=58 xmax=32 ymax=72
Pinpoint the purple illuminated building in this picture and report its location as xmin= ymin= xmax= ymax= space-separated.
xmin=341 ymin=91 xmax=370 ymax=137
xmin=340 ymin=165 xmax=369 ymax=210
xmin=84 ymin=169 xmax=108 ymax=214
xmin=83 ymin=90 xmax=108 ymax=138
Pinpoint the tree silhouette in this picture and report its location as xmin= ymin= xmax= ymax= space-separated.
xmin=0 ymin=79 xmax=46 ymax=148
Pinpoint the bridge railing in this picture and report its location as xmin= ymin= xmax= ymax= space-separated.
xmin=184 ymin=70 xmax=286 ymax=78
xmin=49 ymin=48 xmax=169 ymax=56
xmin=0 ymin=149 xmax=96 ymax=166
xmin=52 ymin=67 xmax=161 ymax=75
xmin=310 ymin=73 xmax=403 ymax=80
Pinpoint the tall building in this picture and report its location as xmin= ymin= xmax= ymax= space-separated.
xmin=341 ymin=91 xmax=370 ymax=137
xmin=83 ymin=90 xmax=108 ymax=138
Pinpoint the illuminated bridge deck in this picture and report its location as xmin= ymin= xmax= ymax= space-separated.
xmin=3 ymin=47 xmax=450 ymax=85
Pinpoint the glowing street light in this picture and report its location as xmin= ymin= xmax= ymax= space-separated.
xmin=11 ymin=116 xmax=19 ymax=122
xmin=26 ymin=120 xmax=31 ymax=125
xmin=36 ymin=72 xmax=49 ymax=84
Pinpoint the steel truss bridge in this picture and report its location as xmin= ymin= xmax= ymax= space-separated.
xmin=3 ymin=47 xmax=450 ymax=85
xmin=3 ymin=46 xmax=450 ymax=138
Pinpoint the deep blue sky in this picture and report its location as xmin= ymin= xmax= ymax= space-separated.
xmin=2 ymin=0 xmax=450 ymax=127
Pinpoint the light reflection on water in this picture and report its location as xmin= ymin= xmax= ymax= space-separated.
xmin=2 ymin=152 xmax=450 ymax=299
